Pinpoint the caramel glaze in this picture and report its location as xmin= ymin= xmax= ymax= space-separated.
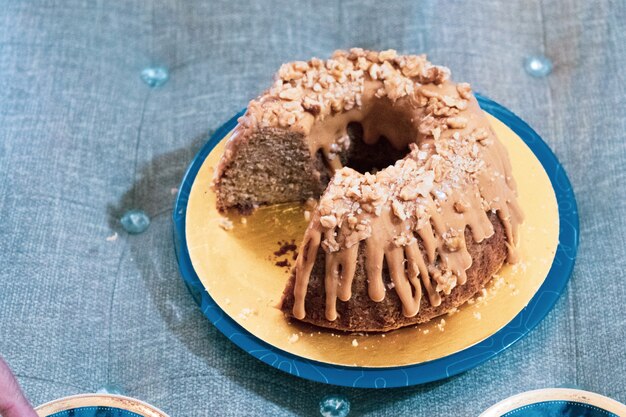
xmin=292 ymin=80 xmax=523 ymax=322
xmin=213 ymin=49 xmax=523 ymax=323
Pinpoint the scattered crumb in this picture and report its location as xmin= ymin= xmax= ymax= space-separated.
xmin=106 ymin=232 xmax=118 ymax=242
xmin=512 ymin=289 xmax=520 ymax=296
xmin=423 ymin=329 xmax=430 ymax=335
xmin=473 ymin=312 xmax=482 ymax=320
xmin=512 ymin=261 xmax=528 ymax=273
xmin=305 ymin=198 xmax=317 ymax=210
xmin=381 ymin=334 xmax=386 ymax=338
xmin=492 ymin=275 xmax=505 ymax=290
xmin=170 ymin=187 xmax=178 ymax=195
xmin=240 ymin=217 xmax=247 ymax=224
xmin=274 ymin=240 xmax=297 ymax=257
xmin=218 ymin=217 xmax=234 ymax=231
xmin=447 ymin=307 xmax=459 ymax=316
xmin=288 ymin=333 xmax=299 ymax=344
xmin=508 ymin=283 xmax=516 ymax=290
xmin=224 ymin=298 xmax=231 ymax=305
xmin=386 ymin=282 xmax=395 ymax=290
xmin=437 ymin=318 xmax=446 ymax=332
xmin=238 ymin=308 xmax=256 ymax=320
xmin=275 ymin=259 xmax=291 ymax=268
xmin=476 ymin=288 xmax=488 ymax=303
xmin=351 ymin=339 xmax=359 ymax=347
xmin=304 ymin=210 xmax=311 ymax=221
xmin=467 ymin=298 xmax=475 ymax=305
xmin=272 ymin=240 xmax=298 ymax=271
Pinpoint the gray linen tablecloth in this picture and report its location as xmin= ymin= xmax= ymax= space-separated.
xmin=1 ymin=1 xmax=625 ymax=415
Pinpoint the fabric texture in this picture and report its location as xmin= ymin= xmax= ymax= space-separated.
xmin=1 ymin=1 xmax=624 ymax=415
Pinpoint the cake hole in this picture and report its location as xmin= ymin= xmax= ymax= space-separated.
xmin=344 ymin=122 xmax=409 ymax=174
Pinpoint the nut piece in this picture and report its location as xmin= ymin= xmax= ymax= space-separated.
xmin=472 ymin=127 xmax=490 ymax=141
xmin=279 ymin=87 xmax=303 ymax=101
xmin=391 ymin=199 xmax=407 ymax=220
xmin=378 ymin=49 xmax=398 ymax=61
xmin=218 ymin=217 xmax=234 ymax=231
xmin=454 ymin=201 xmax=470 ymax=213
xmin=399 ymin=185 xmax=419 ymax=201
xmin=319 ymin=215 xmax=337 ymax=229
xmin=446 ymin=117 xmax=468 ymax=129
xmin=456 ymin=82 xmax=472 ymax=99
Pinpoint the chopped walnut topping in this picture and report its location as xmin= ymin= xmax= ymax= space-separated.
xmin=238 ymin=49 xmax=451 ymax=131
xmin=393 ymin=232 xmax=416 ymax=247
xmin=443 ymin=230 xmax=463 ymax=252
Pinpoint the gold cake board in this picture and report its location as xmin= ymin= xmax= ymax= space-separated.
xmin=185 ymin=113 xmax=559 ymax=368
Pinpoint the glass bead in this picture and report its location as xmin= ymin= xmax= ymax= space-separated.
xmin=319 ymin=395 xmax=350 ymax=417
xmin=121 ymin=209 xmax=150 ymax=234
xmin=524 ymin=55 xmax=553 ymax=77
xmin=141 ymin=66 xmax=169 ymax=87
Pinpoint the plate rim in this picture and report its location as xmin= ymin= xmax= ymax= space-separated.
xmin=478 ymin=388 xmax=626 ymax=416
xmin=35 ymin=394 xmax=169 ymax=417
xmin=173 ymin=94 xmax=579 ymax=388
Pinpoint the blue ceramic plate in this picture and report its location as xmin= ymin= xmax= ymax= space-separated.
xmin=35 ymin=394 xmax=168 ymax=417
xmin=479 ymin=388 xmax=626 ymax=416
xmin=173 ymin=95 xmax=579 ymax=388
xmin=45 ymin=407 xmax=143 ymax=417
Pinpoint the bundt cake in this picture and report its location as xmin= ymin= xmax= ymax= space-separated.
xmin=214 ymin=49 xmax=524 ymax=332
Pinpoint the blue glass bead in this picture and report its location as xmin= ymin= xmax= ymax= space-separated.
xmin=120 ymin=209 xmax=150 ymax=234
xmin=319 ymin=395 xmax=350 ymax=417
xmin=524 ymin=55 xmax=553 ymax=77
xmin=140 ymin=66 xmax=169 ymax=87
xmin=95 ymin=383 xmax=125 ymax=395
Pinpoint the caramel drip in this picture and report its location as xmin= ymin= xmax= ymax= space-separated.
xmin=292 ymin=226 xmax=321 ymax=320
xmin=292 ymin=77 xmax=524 ymax=322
